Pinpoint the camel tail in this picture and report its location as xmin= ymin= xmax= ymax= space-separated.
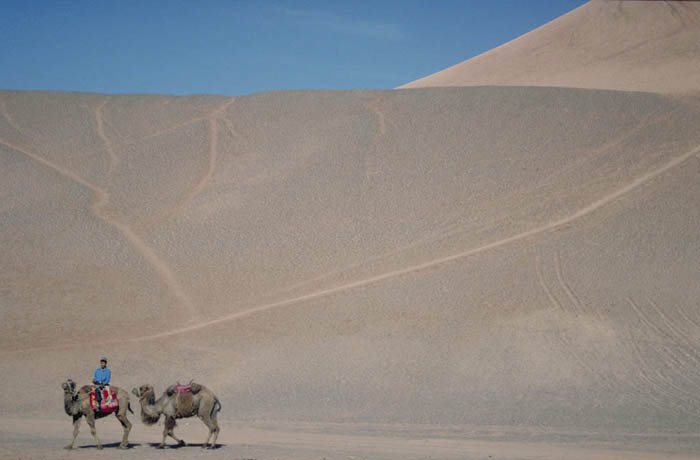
xmin=211 ymin=399 xmax=221 ymax=419
xmin=128 ymin=402 xmax=134 ymax=414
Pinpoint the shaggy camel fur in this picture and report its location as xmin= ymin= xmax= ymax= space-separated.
xmin=61 ymin=379 xmax=132 ymax=449
xmin=132 ymin=382 xmax=221 ymax=449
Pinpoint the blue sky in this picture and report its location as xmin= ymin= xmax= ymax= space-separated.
xmin=1 ymin=0 xmax=587 ymax=96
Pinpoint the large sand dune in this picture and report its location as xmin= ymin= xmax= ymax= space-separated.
xmin=3 ymin=1 xmax=700 ymax=458
xmin=400 ymin=0 xmax=700 ymax=95
xmin=2 ymin=86 xmax=700 ymax=457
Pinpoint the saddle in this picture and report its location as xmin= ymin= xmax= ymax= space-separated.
xmin=166 ymin=381 xmax=202 ymax=396
xmin=89 ymin=386 xmax=119 ymax=413
xmin=166 ymin=381 xmax=202 ymax=417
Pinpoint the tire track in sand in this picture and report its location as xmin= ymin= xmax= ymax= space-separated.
xmin=625 ymin=297 xmax=700 ymax=410
xmin=555 ymin=249 xmax=588 ymax=318
xmin=4 ymin=142 xmax=700 ymax=352
xmin=646 ymin=297 xmax=700 ymax=369
xmin=536 ymin=253 xmax=601 ymax=375
xmin=0 ymin=137 xmax=197 ymax=319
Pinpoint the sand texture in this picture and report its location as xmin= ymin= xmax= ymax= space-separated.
xmin=2 ymin=86 xmax=700 ymax=457
xmin=400 ymin=0 xmax=700 ymax=96
xmin=3 ymin=1 xmax=700 ymax=458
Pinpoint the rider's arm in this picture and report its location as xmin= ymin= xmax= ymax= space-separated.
xmin=104 ymin=368 xmax=111 ymax=385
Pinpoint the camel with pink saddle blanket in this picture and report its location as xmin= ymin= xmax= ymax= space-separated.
xmin=132 ymin=381 xmax=221 ymax=449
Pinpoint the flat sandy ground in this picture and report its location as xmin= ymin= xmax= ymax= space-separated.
xmin=2 ymin=418 xmax=700 ymax=459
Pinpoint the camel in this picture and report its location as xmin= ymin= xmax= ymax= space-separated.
xmin=61 ymin=379 xmax=132 ymax=450
xmin=132 ymin=382 xmax=221 ymax=449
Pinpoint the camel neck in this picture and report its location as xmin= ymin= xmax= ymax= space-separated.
xmin=63 ymin=391 xmax=77 ymax=416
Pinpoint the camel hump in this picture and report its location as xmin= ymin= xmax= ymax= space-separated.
xmin=165 ymin=384 xmax=176 ymax=397
xmin=175 ymin=392 xmax=194 ymax=417
xmin=166 ymin=382 xmax=202 ymax=396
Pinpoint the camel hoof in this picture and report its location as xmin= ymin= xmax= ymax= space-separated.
xmin=156 ymin=444 xmax=165 ymax=449
xmin=118 ymin=444 xmax=128 ymax=450
xmin=63 ymin=445 xmax=73 ymax=450
xmin=97 ymin=445 xmax=103 ymax=450
xmin=178 ymin=439 xmax=186 ymax=446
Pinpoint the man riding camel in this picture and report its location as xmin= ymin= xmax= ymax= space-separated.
xmin=92 ymin=357 xmax=113 ymax=408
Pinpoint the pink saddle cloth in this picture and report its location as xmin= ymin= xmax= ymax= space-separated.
xmin=173 ymin=384 xmax=192 ymax=395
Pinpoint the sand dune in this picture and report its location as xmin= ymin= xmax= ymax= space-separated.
xmin=400 ymin=0 xmax=700 ymax=95
xmin=3 ymin=1 xmax=700 ymax=458
xmin=2 ymin=86 xmax=700 ymax=457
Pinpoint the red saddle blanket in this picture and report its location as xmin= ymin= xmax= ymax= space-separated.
xmin=89 ymin=386 xmax=119 ymax=413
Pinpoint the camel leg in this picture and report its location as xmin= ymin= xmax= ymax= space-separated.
xmin=209 ymin=402 xmax=221 ymax=448
xmin=86 ymin=414 xmax=102 ymax=450
xmin=158 ymin=416 xmax=175 ymax=448
xmin=200 ymin=415 xmax=219 ymax=449
xmin=115 ymin=412 xmax=131 ymax=449
xmin=201 ymin=417 xmax=211 ymax=448
xmin=166 ymin=421 xmax=186 ymax=447
xmin=209 ymin=421 xmax=220 ymax=449
xmin=158 ymin=422 xmax=168 ymax=448
xmin=64 ymin=415 xmax=82 ymax=449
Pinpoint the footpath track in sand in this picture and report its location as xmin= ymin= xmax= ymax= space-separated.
xmin=141 ymin=97 xmax=236 ymax=230
xmin=3 ymin=142 xmax=699 ymax=354
xmin=0 ymin=136 xmax=199 ymax=319
xmin=0 ymin=97 xmax=235 ymax=324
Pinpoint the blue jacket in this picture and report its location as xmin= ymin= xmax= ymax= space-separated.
xmin=94 ymin=367 xmax=111 ymax=384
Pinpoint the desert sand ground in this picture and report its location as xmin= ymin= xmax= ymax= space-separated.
xmin=2 ymin=1 xmax=700 ymax=459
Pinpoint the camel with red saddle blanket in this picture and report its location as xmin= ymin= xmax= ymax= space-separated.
xmin=61 ymin=379 xmax=133 ymax=450
xmin=132 ymin=381 xmax=221 ymax=449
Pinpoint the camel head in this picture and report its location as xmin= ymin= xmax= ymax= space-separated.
xmin=61 ymin=379 xmax=76 ymax=395
xmin=62 ymin=379 xmax=80 ymax=417
xmin=132 ymin=384 xmax=154 ymax=400
xmin=132 ymin=384 xmax=161 ymax=425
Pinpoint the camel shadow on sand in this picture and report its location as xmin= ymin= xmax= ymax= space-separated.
xmin=77 ymin=441 xmax=223 ymax=449
xmin=146 ymin=442 xmax=223 ymax=449
xmin=77 ymin=442 xmax=141 ymax=449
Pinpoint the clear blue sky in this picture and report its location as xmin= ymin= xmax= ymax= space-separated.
xmin=1 ymin=0 xmax=588 ymax=96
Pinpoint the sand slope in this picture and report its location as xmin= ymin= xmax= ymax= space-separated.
xmin=2 ymin=86 xmax=700 ymax=456
xmin=400 ymin=0 xmax=700 ymax=95
xmin=3 ymin=2 xmax=700 ymax=457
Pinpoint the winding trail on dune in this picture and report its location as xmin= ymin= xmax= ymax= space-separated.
xmin=0 ymin=100 xmax=24 ymax=135
xmin=142 ymin=97 xmax=236 ymax=230
xmin=95 ymin=98 xmax=119 ymax=175
xmin=0 ymin=137 xmax=198 ymax=319
xmin=4 ymin=142 xmax=699 ymax=353
xmin=122 ymin=143 xmax=700 ymax=342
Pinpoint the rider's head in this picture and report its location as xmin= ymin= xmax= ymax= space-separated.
xmin=100 ymin=357 xmax=107 ymax=368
